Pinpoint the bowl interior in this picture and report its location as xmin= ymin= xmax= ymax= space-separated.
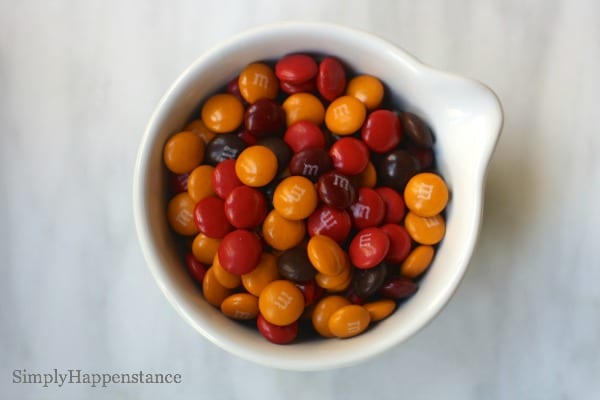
xmin=133 ymin=22 xmax=502 ymax=370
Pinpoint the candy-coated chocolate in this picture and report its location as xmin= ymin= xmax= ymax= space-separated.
xmin=185 ymin=119 xmax=217 ymax=144
xmin=218 ymin=229 xmax=263 ymax=275
xmin=235 ymin=145 xmax=278 ymax=187
xmin=193 ymin=196 xmax=233 ymax=238
xmin=289 ymin=147 xmax=332 ymax=181
xmin=212 ymin=253 xmax=242 ymax=289
xmin=404 ymin=172 xmax=449 ymax=217
xmin=244 ymin=98 xmax=286 ymax=137
xmin=262 ymin=209 xmax=306 ymax=251
xmin=204 ymin=134 xmax=246 ymax=166
xmin=349 ymin=187 xmax=386 ymax=230
xmin=380 ymin=224 xmax=412 ymax=263
xmin=283 ymin=120 xmax=326 ymax=153
xmin=363 ymin=299 xmax=396 ymax=322
xmin=170 ymin=172 xmax=189 ymax=193
xmin=317 ymin=57 xmax=346 ymax=101
xmin=224 ymin=186 xmax=267 ymax=229
xmin=376 ymin=149 xmax=420 ymax=192
xmin=329 ymin=137 xmax=370 ymax=176
xmin=295 ymin=279 xmax=323 ymax=308
xmin=328 ymin=304 xmax=371 ymax=338
xmin=191 ymin=233 xmax=221 ymax=265
xmin=307 ymin=205 xmax=352 ymax=243
xmin=280 ymin=79 xmax=316 ymax=95
xmin=325 ymin=95 xmax=366 ymax=135
xmin=312 ymin=295 xmax=351 ymax=337
xmin=238 ymin=63 xmax=279 ymax=103
xmin=277 ymin=247 xmax=317 ymax=283
xmin=258 ymin=137 xmax=292 ymax=172
xmin=258 ymin=280 xmax=305 ymax=326
xmin=212 ymin=159 xmax=243 ymax=199
xmin=221 ymin=293 xmax=259 ymax=320
xmin=241 ymin=253 xmax=280 ymax=296
xmin=315 ymin=266 xmax=351 ymax=290
xmin=185 ymin=252 xmax=208 ymax=284
xmin=401 ymin=245 xmax=435 ymax=278
xmin=257 ymin=314 xmax=298 ymax=344
xmin=282 ymin=93 xmax=325 ymax=127
xmin=187 ymin=165 xmax=216 ymax=202
xmin=346 ymin=75 xmax=384 ymax=110
xmin=317 ymin=171 xmax=356 ymax=209
xmin=163 ymin=131 xmax=205 ymax=174
xmin=349 ymin=227 xmax=390 ymax=269
xmin=167 ymin=192 xmax=199 ymax=236
xmin=400 ymin=112 xmax=434 ymax=148
xmin=307 ymin=235 xmax=348 ymax=276
xmin=202 ymin=268 xmax=231 ymax=307
xmin=353 ymin=161 xmax=377 ymax=188
xmin=273 ymin=176 xmax=318 ymax=220
xmin=226 ymin=76 xmax=248 ymax=105
xmin=375 ymin=187 xmax=406 ymax=224
xmin=361 ymin=109 xmax=402 ymax=153
xmin=275 ymin=54 xmax=318 ymax=84
xmin=201 ymin=93 xmax=244 ymax=133
xmin=237 ymin=128 xmax=258 ymax=146
xmin=404 ymin=211 xmax=445 ymax=245
xmin=407 ymin=144 xmax=434 ymax=170
xmin=379 ymin=277 xmax=418 ymax=299
xmin=351 ymin=262 xmax=387 ymax=298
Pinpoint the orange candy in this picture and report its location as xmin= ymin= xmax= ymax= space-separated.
xmin=404 ymin=173 xmax=449 ymax=217
xmin=363 ymin=299 xmax=396 ymax=322
xmin=273 ymin=176 xmax=318 ymax=220
xmin=346 ymin=75 xmax=384 ymax=110
xmin=202 ymin=268 xmax=231 ymax=307
xmin=163 ymin=131 xmax=205 ymax=174
xmin=238 ymin=63 xmax=279 ymax=103
xmin=281 ymin=93 xmax=325 ymax=126
xmin=315 ymin=267 xmax=352 ymax=291
xmin=307 ymin=235 xmax=348 ymax=276
xmin=187 ymin=165 xmax=216 ymax=202
xmin=221 ymin=293 xmax=259 ymax=320
xmin=311 ymin=295 xmax=351 ymax=338
xmin=325 ymin=95 xmax=366 ymax=135
xmin=328 ymin=304 xmax=371 ymax=338
xmin=184 ymin=119 xmax=217 ymax=144
xmin=258 ymin=280 xmax=305 ymax=326
xmin=404 ymin=211 xmax=446 ymax=245
xmin=167 ymin=192 xmax=198 ymax=236
xmin=191 ymin=233 xmax=221 ymax=265
xmin=353 ymin=161 xmax=377 ymax=188
xmin=201 ymin=93 xmax=244 ymax=133
xmin=211 ymin=254 xmax=242 ymax=289
xmin=241 ymin=252 xmax=280 ymax=296
xmin=235 ymin=145 xmax=278 ymax=187
xmin=401 ymin=245 xmax=435 ymax=278
xmin=262 ymin=209 xmax=306 ymax=251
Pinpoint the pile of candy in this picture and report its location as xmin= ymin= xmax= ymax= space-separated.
xmin=163 ymin=53 xmax=449 ymax=344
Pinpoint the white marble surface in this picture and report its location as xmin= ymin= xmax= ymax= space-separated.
xmin=1 ymin=0 xmax=599 ymax=398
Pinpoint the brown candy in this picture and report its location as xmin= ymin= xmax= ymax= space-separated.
xmin=400 ymin=112 xmax=434 ymax=148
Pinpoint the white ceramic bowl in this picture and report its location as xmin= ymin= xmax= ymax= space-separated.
xmin=133 ymin=22 xmax=502 ymax=371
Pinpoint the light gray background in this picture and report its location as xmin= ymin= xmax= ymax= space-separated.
xmin=1 ymin=0 xmax=599 ymax=399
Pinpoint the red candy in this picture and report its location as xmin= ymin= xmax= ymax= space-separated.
xmin=317 ymin=57 xmax=346 ymax=101
xmin=185 ymin=252 xmax=208 ymax=283
xmin=275 ymin=54 xmax=318 ymax=84
xmin=349 ymin=188 xmax=386 ymax=230
xmin=280 ymin=79 xmax=316 ymax=95
xmin=193 ymin=196 xmax=233 ymax=238
xmin=257 ymin=314 xmax=298 ymax=344
xmin=307 ymin=205 xmax=352 ymax=243
xmin=379 ymin=277 xmax=418 ymax=299
xmin=224 ymin=186 xmax=267 ymax=229
xmin=237 ymin=128 xmax=258 ymax=145
xmin=295 ymin=279 xmax=324 ymax=308
xmin=329 ymin=137 xmax=369 ymax=176
xmin=170 ymin=172 xmax=189 ymax=193
xmin=361 ymin=110 xmax=402 ymax=153
xmin=375 ymin=187 xmax=406 ymax=224
xmin=380 ymin=224 xmax=412 ymax=263
xmin=283 ymin=121 xmax=326 ymax=153
xmin=218 ymin=229 xmax=263 ymax=275
xmin=349 ymin=227 xmax=390 ymax=269
xmin=212 ymin=159 xmax=243 ymax=199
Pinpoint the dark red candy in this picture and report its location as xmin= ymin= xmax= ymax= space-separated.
xmin=380 ymin=224 xmax=412 ymax=263
xmin=406 ymin=144 xmax=434 ymax=170
xmin=185 ymin=252 xmax=208 ymax=283
xmin=204 ymin=134 xmax=246 ymax=166
xmin=218 ymin=229 xmax=263 ymax=275
xmin=258 ymin=137 xmax=293 ymax=172
xmin=317 ymin=57 xmax=346 ymax=101
xmin=349 ymin=227 xmax=390 ymax=269
xmin=289 ymin=147 xmax=333 ymax=181
xmin=212 ymin=159 xmax=243 ymax=199
xmin=349 ymin=188 xmax=386 ymax=230
xmin=170 ymin=172 xmax=189 ymax=193
xmin=283 ymin=121 xmax=326 ymax=153
xmin=375 ymin=187 xmax=406 ymax=224
xmin=280 ymin=79 xmax=316 ymax=95
xmin=361 ymin=110 xmax=402 ymax=153
xmin=226 ymin=76 xmax=248 ymax=106
xmin=224 ymin=186 xmax=267 ymax=229
xmin=399 ymin=112 xmax=434 ymax=148
xmin=352 ymin=262 xmax=387 ymax=298
xmin=237 ymin=128 xmax=258 ymax=145
xmin=307 ymin=205 xmax=352 ymax=243
xmin=193 ymin=196 xmax=233 ymax=238
xmin=345 ymin=289 xmax=366 ymax=305
xmin=329 ymin=137 xmax=370 ymax=176
xmin=376 ymin=150 xmax=420 ymax=192
xmin=277 ymin=247 xmax=317 ymax=283
xmin=275 ymin=54 xmax=318 ymax=84
xmin=379 ymin=277 xmax=418 ymax=299
xmin=257 ymin=314 xmax=298 ymax=344
xmin=244 ymin=98 xmax=286 ymax=137
xmin=317 ymin=171 xmax=357 ymax=209
xmin=295 ymin=279 xmax=324 ymax=307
